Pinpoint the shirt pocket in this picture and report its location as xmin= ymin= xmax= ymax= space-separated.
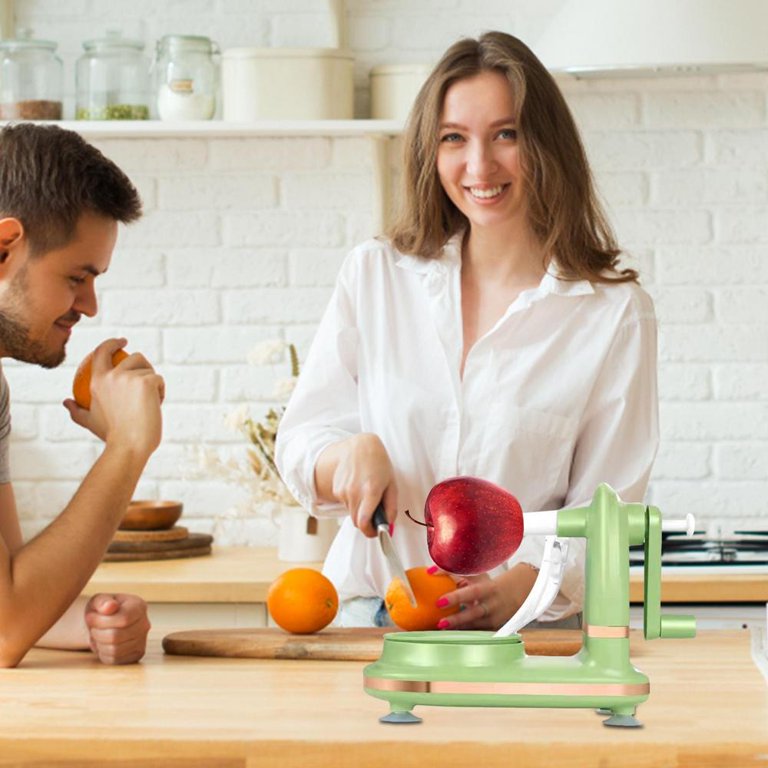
xmin=480 ymin=404 xmax=578 ymax=499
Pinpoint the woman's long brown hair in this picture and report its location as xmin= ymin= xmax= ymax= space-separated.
xmin=388 ymin=31 xmax=637 ymax=284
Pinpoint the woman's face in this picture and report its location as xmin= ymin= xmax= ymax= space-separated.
xmin=436 ymin=70 xmax=528 ymax=235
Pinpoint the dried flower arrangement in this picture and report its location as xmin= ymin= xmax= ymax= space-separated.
xmin=195 ymin=339 xmax=301 ymax=515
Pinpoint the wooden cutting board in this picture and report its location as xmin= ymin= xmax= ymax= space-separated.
xmin=162 ymin=627 xmax=583 ymax=661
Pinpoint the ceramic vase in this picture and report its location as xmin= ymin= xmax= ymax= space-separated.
xmin=273 ymin=504 xmax=338 ymax=563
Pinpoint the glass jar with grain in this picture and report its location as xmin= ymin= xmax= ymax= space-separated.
xmin=76 ymin=31 xmax=150 ymax=120
xmin=0 ymin=33 xmax=63 ymax=120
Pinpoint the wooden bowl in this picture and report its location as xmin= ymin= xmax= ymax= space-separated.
xmin=120 ymin=500 xmax=183 ymax=531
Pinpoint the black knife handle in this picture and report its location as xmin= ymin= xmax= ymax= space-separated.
xmin=372 ymin=502 xmax=387 ymax=530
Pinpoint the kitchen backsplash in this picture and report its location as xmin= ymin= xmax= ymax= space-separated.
xmin=5 ymin=0 xmax=767 ymax=541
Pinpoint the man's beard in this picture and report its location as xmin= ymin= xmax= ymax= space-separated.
xmin=0 ymin=309 xmax=66 ymax=368
xmin=0 ymin=268 xmax=67 ymax=368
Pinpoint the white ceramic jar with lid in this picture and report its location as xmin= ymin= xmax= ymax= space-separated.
xmin=154 ymin=34 xmax=218 ymax=121
xmin=221 ymin=47 xmax=354 ymax=120
xmin=370 ymin=64 xmax=432 ymax=121
xmin=0 ymin=30 xmax=63 ymax=120
xmin=76 ymin=31 xmax=150 ymax=120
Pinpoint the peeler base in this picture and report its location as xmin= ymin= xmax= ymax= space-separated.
xmin=379 ymin=711 xmax=423 ymax=725
xmin=364 ymin=630 xmax=651 ymax=725
xmin=602 ymin=711 xmax=643 ymax=728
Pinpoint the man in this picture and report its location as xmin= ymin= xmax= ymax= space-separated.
xmin=0 ymin=123 xmax=164 ymax=667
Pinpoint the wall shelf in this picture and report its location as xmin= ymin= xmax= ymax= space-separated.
xmin=0 ymin=119 xmax=404 ymax=139
xmin=0 ymin=118 xmax=403 ymax=231
xmin=0 ymin=117 xmax=403 ymax=232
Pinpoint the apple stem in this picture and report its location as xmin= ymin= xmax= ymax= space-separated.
xmin=403 ymin=509 xmax=431 ymax=528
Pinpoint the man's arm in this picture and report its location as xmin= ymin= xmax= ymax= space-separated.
xmin=0 ymin=485 xmax=91 ymax=648
xmin=35 ymin=595 xmax=90 ymax=650
xmin=0 ymin=341 xmax=162 ymax=667
xmin=36 ymin=593 xmax=150 ymax=664
xmin=0 ymin=445 xmax=150 ymax=666
xmin=0 ymin=483 xmax=22 ymax=553
xmin=0 ymin=483 xmax=151 ymax=663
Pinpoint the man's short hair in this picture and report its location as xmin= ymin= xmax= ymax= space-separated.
xmin=0 ymin=123 xmax=142 ymax=255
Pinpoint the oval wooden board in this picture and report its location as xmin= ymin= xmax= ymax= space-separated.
xmin=112 ymin=526 xmax=189 ymax=543
xmin=108 ymin=532 xmax=211 ymax=553
xmin=162 ymin=627 xmax=582 ymax=662
xmin=103 ymin=544 xmax=212 ymax=562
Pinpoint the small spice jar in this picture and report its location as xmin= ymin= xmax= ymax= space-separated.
xmin=0 ymin=31 xmax=63 ymax=120
xmin=154 ymin=35 xmax=218 ymax=121
xmin=76 ymin=31 xmax=150 ymax=120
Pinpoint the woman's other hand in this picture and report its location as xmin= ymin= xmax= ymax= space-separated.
xmin=431 ymin=564 xmax=539 ymax=630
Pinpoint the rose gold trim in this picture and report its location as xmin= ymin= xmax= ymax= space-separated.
xmin=364 ymin=677 xmax=649 ymax=697
xmin=365 ymin=678 xmax=431 ymax=693
xmin=583 ymin=624 xmax=630 ymax=639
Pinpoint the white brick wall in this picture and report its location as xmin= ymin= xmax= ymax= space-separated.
xmin=5 ymin=0 xmax=768 ymax=542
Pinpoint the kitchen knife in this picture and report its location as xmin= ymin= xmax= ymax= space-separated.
xmin=372 ymin=503 xmax=417 ymax=607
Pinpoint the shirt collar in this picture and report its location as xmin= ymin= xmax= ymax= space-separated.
xmin=539 ymin=263 xmax=595 ymax=298
xmin=394 ymin=235 xmax=595 ymax=298
xmin=394 ymin=233 xmax=463 ymax=275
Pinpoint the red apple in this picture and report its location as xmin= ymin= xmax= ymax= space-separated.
xmin=415 ymin=476 xmax=524 ymax=575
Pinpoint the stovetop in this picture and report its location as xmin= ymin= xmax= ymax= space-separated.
xmin=629 ymin=527 xmax=768 ymax=567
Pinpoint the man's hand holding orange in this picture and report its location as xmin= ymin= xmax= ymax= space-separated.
xmin=65 ymin=338 xmax=164 ymax=457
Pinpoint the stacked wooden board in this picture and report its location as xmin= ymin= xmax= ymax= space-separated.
xmin=105 ymin=501 xmax=213 ymax=561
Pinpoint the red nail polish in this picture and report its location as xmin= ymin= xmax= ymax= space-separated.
xmin=436 ymin=597 xmax=449 ymax=608
xmin=388 ymin=522 xmax=394 ymax=537
xmin=426 ymin=565 xmax=438 ymax=574
xmin=437 ymin=619 xmax=450 ymax=629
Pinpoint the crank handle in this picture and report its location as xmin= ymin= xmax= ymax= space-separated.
xmin=661 ymin=513 xmax=695 ymax=536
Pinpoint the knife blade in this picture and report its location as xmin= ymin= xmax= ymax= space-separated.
xmin=372 ymin=503 xmax=417 ymax=607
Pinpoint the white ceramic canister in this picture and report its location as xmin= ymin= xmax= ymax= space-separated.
xmin=370 ymin=63 xmax=432 ymax=121
xmin=221 ymin=47 xmax=354 ymax=120
xmin=272 ymin=504 xmax=338 ymax=563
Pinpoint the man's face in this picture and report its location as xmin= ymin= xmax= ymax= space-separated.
xmin=0 ymin=212 xmax=117 ymax=368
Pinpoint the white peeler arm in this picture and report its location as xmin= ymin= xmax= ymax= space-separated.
xmin=493 ymin=536 xmax=569 ymax=637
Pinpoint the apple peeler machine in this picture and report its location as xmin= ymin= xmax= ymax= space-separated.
xmin=363 ymin=483 xmax=696 ymax=728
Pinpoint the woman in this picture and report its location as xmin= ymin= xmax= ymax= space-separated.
xmin=275 ymin=31 xmax=658 ymax=630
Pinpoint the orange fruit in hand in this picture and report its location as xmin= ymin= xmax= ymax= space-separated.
xmin=72 ymin=348 xmax=130 ymax=410
xmin=267 ymin=568 xmax=339 ymax=634
xmin=385 ymin=566 xmax=459 ymax=631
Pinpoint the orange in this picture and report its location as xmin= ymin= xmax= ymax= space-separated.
xmin=267 ymin=568 xmax=339 ymax=634
xmin=72 ymin=348 xmax=130 ymax=410
xmin=385 ymin=566 xmax=459 ymax=631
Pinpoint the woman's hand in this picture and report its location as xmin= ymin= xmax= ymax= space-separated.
xmin=315 ymin=433 xmax=397 ymax=538
xmin=433 ymin=564 xmax=539 ymax=630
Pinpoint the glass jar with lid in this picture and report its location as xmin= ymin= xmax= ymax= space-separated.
xmin=76 ymin=31 xmax=150 ymax=120
xmin=154 ymin=35 xmax=218 ymax=120
xmin=0 ymin=30 xmax=63 ymax=120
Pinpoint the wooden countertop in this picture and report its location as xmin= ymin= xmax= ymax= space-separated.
xmin=0 ymin=629 xmax=765 ymax=766
xmin=84 ymin=546 xmax=768 ymax=604
xmin=629 ymin=569 xmax=768 ymax=603
xmin=85 ymin=546 xmax=320 ymax=602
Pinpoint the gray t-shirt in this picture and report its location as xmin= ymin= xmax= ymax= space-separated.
xmin=0 ymin=363 xmax=11 ymax=483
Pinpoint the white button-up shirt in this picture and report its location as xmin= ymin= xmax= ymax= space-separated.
xmin=275 ymin=235 xmax=658 ymax=620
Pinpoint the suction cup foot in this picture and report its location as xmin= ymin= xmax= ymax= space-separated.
xmin=595 ymin=708 xmax=611 ymax=716
xmin=379 ymin=710 xmax=422 ymax=725
xmin=602 ymin=711 xmax=643 ymax=728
